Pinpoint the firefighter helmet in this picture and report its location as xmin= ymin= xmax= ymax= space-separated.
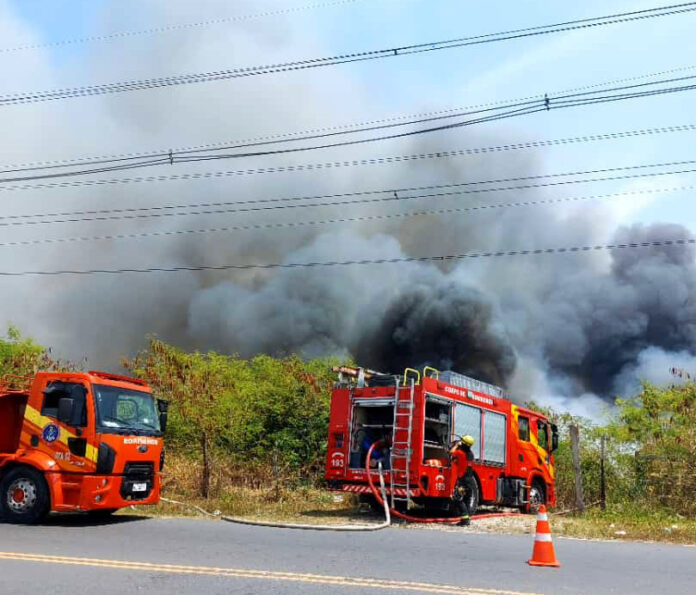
xmin=461 ymin=435 xmax=475 ymax=447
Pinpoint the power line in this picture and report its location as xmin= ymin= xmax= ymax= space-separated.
xmin=2 ymin=2 xmax=695 ymax=107
xmin=5 ymin=122 xmax=695 ymax=183
xmin=0 ymin=0 xmax=365 ymax=54
xmin=3 ymin=76 xmax=696 ymax=190
xmin=1 ymin=185 xmax=692 ymax=249
xmin=0 ymin=238 xmax=691 ymax=276
xmin=6 ymin=62 xmax=696 ymax=174
xmin=1 ymin=159 xmax=694 ymax=229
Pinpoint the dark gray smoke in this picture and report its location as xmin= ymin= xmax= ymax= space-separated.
xmin=354 ymin=281 xmax=516 ymax=385
xmin=531 ymin=223 xmax=696 ymax=396
xmin=186 ymin=219 xmax=696 ymax=412
xmin=3 ymin=0 xmax=696 ymax=416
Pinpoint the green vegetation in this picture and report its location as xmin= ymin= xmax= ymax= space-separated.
xmin=536 ymin=380 xmax=696 ymax=518
xmin=126 ymin=338 xmax=341 ymax=498
xmin=0 ymin=325 xmax=58 ymax=377
xmin=1 ymin=328 xmax=694 ymax=540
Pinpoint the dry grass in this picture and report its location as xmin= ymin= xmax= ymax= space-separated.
xmin=153 ymin=453 xmax=358 ymax=523
xmin=551 ymin=507 xmax=696 ymax=545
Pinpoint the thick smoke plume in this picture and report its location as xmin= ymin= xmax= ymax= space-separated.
xmin=353 ymin=281 xmax=515 ymax=386
xmin=2 ymin=0 xmax=696 ymax=416
xmin=533 ymin=223 xmax=696 ymax=397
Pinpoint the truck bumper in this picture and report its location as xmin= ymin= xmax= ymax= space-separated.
xmin=337 ymin=483 xmax=421 ymax=498
xmin=50 ymin=473 xmax=161 ymax=512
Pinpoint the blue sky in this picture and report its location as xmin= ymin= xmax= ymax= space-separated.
xmin=4 ymin=0 xmax=695 ymax=233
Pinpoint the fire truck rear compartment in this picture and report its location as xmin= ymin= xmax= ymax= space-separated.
xmin=349 ymin=402 xmax=393 ymax=469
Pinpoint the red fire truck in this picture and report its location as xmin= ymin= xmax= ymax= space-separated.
xmin=325 ymin=366 xmax=557 ymax=515
xmin=0 ymin=371 xmax=167 ymax=524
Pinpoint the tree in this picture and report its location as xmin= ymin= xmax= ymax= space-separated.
xmin=0 ymin=325 xmax=77 ymax=380
xmin=126 ymin=338 xmax=340 ymax=497
xmin=608 ymin=382 xmax=696 ymax=514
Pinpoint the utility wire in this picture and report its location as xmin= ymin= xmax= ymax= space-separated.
xmin=0 ymin=0 xmax=365 ymax=54
xmin=1 ymin=160 xmax=694 ymax=229
xmin=0 ymin=183 xmax=692 ymax=229
xmin=0 ymin=185 xmax=692 ymax=249
xmin=3 ymin=78 xmax=696 ymax=189
xmin=6 ymin=62 xmax=696 ymax=174
xmin=2 ymin=2 xmax=695 ymax=107
xmin=3 ymin=122 xmax=696 ymax=182
xmin=0 ymin=239 xmax=691 ymax=277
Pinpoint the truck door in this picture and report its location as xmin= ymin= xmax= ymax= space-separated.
xmin=34 ymin=380 xmax=96 ymax=473
xmin=535 ymin=420 xmax=550 ymax=466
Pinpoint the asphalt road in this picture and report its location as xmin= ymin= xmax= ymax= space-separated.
xmin=0 ymin=516 xmax=694 ymax=595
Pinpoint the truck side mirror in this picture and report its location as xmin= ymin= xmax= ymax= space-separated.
xmin=157 ymin=399 xmax=169 ymax=433
xmin=57 ymin=397 xmax=75 ymax=425
xmin=550 ymin=423 xmax=559 ymax=452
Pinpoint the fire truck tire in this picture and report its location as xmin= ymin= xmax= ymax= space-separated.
xmin=0 ymin=466 xmax=50 ymax=525
xmin=452 ymin=474 xmax=479 ymax=517
xmin=526 ymin=479 xmax=546 ymax=513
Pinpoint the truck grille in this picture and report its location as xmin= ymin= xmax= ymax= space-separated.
xmin=120 ymin=462 xmax=154 ymax=501
xmin=124 ymin=462 xmax=154 ymax=479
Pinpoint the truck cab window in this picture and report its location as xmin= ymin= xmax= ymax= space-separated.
xmin=518 ymin=416 xmax=530 ymax=441
xmin=42 ymin=382 xmax=87 ymax=426
xmin=537 ymin=420 xmax=549 ymax=451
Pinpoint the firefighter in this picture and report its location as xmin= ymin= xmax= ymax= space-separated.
xmin=449 ymin=435 xmax=475 ymax=525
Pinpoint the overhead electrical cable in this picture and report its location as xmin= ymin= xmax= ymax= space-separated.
xmin=3 ymin=77 xmax=696 ymax=188
xmin=0 ymin=0 xmax=366 ymax=54
xmin=0 ymin=239 xmax=691 ymax=277
xmin=3 ymin=122 xmax=695 ymax=182
xmin=6 ymin=62 xmax=696 ymax=174
xmin=2 ymin=2 xmax=695 ymax=107
xmin=2 ymin=160 xmax=694 ymax=229
xmin=1 ymin=185 xmax=692 ymax=249
xmin=0 ymin=183 xmax=692 ymax=229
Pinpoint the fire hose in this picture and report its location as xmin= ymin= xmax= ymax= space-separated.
xmin=160 ymin=463 xmax=391 ymax=531
xmin=365 ymin=441 xmax=524 ymax=523
xmin=159 ymin=440 xmax=521 ymax=529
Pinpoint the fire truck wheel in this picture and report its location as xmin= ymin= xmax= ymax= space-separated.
xmin=0 ymin=466 xmax=50 ymax=525
xmin=452 ymin=475 xmax=479 ymax=517
xmin=527 ymin=479 xmax=546 ymax=514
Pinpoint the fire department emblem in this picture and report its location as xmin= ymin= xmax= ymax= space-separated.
xmin=42 ymin=423 xmax=60 ymax=443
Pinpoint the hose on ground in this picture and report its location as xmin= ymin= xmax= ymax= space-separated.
xmin=160 ymin=467 xmax=391 ymax=532
xmin=365 ymin=441 xmax=524 ymax=524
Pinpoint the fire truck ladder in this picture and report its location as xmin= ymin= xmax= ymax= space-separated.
xmin=389 ymin=372 xmax=417 ymax=509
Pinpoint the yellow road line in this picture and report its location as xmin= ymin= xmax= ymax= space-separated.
xmin=0 ymin=552 xmax=548 ymax=595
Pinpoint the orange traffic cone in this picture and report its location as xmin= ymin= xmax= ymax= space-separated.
xmin=527 ymin=505 xmax=560 ymax=567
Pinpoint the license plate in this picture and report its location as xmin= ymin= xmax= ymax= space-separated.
xmin=132 ymin=483 xmax=147 ymax=492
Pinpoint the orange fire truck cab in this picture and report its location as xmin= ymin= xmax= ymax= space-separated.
xmin=0 ymin=370 xmax=167 ymax=524
xmin=325 ymin=367 xmax=557 ymax=515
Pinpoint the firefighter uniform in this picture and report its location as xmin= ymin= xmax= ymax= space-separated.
xmin=450 ymin=435 xmax=475 ymax=525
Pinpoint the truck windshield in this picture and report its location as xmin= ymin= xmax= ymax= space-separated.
xmin=93 ymin=384 xmax=161 ymax=435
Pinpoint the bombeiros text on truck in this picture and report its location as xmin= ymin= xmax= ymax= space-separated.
xmin=0 ymin=370 xmax=168 ymax=524
xmin=325 ymin=366 xmax=558 ymax=516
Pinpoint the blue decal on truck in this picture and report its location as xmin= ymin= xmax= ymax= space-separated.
xmin=42 ymin=423 xmax=59 ymax=443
